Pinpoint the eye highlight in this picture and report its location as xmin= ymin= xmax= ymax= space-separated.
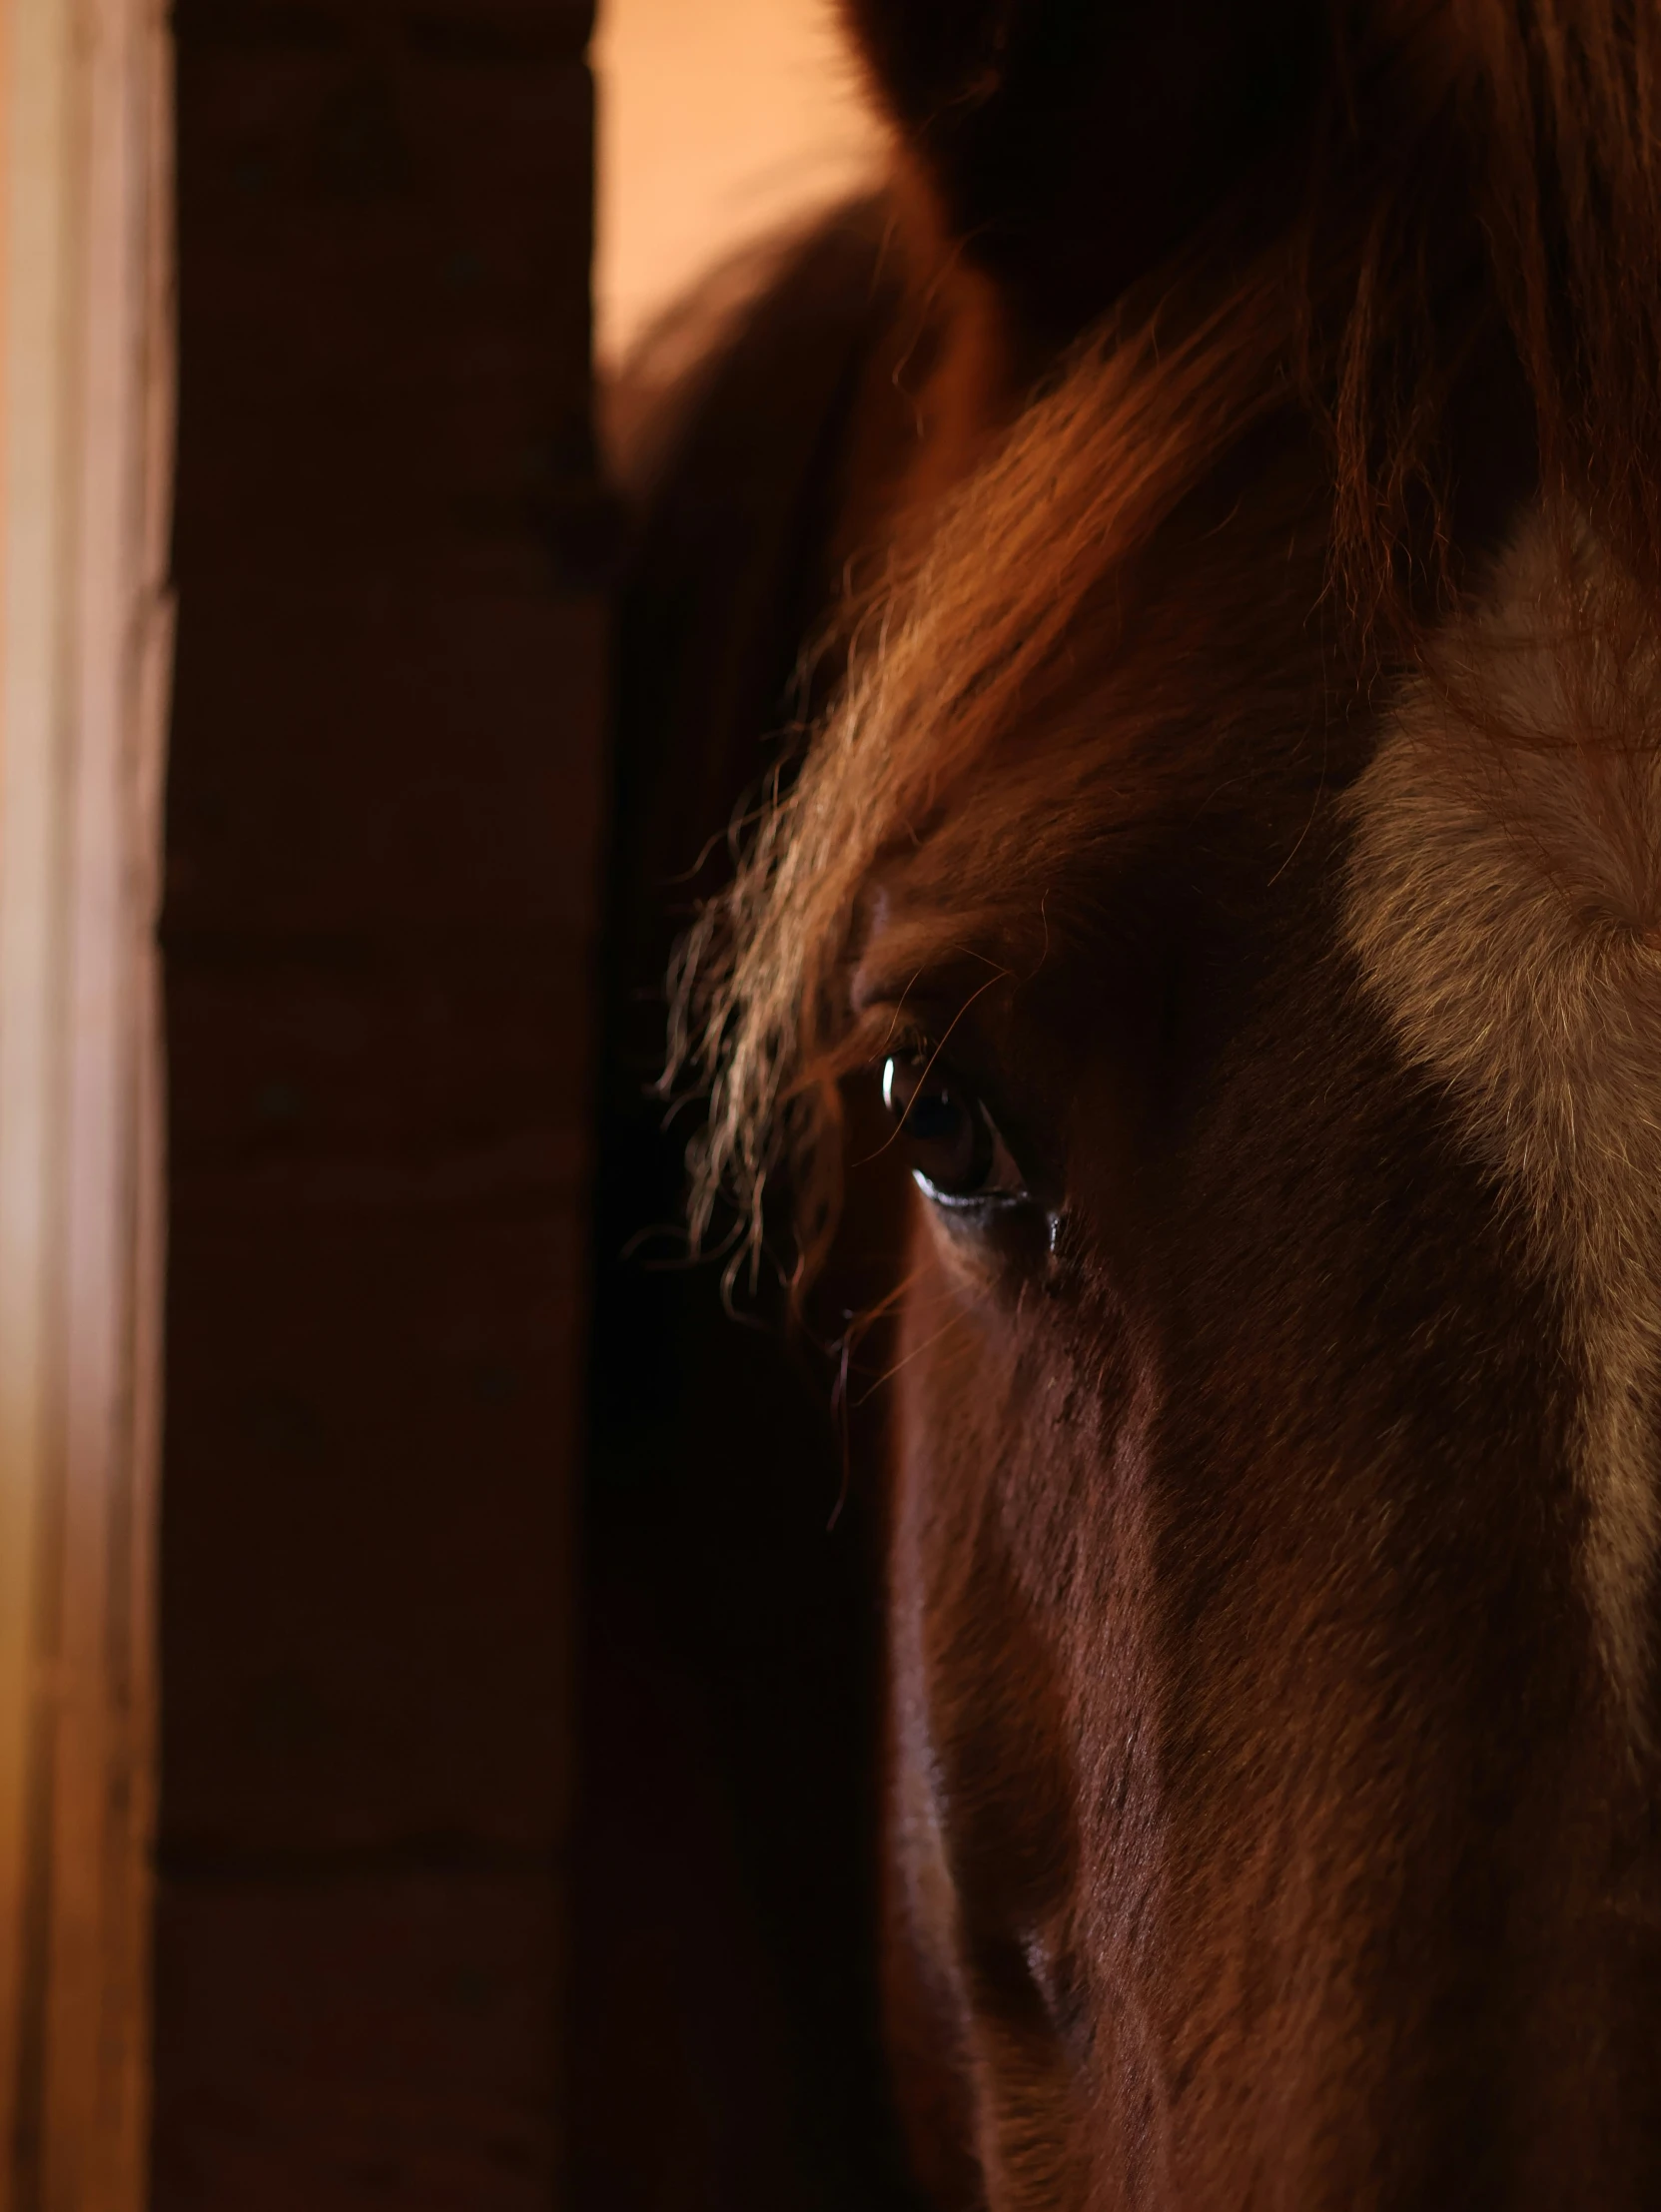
xmin=881 ymin=1053 xmax=1029 ymax=1207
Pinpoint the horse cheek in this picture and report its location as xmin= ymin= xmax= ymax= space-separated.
xmin=881 ymin=1226 xmax=987 ymax=2201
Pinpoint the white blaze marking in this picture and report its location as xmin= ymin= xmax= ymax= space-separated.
xmin=1345 ymin=508 xmax=1661 ymax=1729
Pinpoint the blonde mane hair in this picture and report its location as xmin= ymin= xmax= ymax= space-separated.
xmin=668 ymin=0 xmax=1661 ymax=1272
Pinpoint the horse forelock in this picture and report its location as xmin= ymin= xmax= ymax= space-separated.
xmin=675 ymin=274 xmax=1317 ymax=1262
xmin=675 ymin=1 xmax=1661 ymax=1280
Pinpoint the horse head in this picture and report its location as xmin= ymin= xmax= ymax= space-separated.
xmin=672 ymin=5 xmax=1661 ymax=2200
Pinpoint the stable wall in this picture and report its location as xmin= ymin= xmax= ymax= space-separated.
xmin=152 ymin=1 xmax=603 ymax=2199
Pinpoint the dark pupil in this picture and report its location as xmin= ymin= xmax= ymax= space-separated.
xmin=906 ymin=1087 xmax=962 ymax=1144
xmin=883 ymin=1055 xmax=990 ymax=1195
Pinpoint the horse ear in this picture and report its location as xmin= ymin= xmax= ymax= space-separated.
xmin=841 ymin=0 xmax=1327 ymax=342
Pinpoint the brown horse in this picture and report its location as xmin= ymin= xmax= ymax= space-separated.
xmin=601 ymin=3 xmax=1661 ymax=2206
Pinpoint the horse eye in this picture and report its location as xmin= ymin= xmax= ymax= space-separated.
xmin=881 ymin=1053 xmax=1028 ymax=1205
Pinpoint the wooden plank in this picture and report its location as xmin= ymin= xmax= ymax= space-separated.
xmin=0 ymin=0 xmax=173 ymax=2194
xmin=164 ymin=576 xmax=602 ymax=935
xmin=151 ymin=1871 xmax=559 ymax=2211
xmin=156 ymin=0 xmax=599 ymax=2198
xmin=160 ymin=1204 xmax=576 ymax=1847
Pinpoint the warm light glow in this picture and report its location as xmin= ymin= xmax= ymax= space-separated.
xmin=592 ymin=0 xmax=885 ymax=369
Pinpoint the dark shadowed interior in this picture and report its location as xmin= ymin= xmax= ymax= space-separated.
xmin=577 ymin=204 xmax=925 ymax=2210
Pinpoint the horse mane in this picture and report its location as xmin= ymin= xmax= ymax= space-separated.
xmin=669 ymin=0 xmax=1661 ymax=1271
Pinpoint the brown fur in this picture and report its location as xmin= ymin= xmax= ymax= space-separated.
xmin=662 ymin=3 xmax=1661 ymax=2203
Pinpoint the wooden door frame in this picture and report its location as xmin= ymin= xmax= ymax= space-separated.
xmin=0 ymin=0 xmax=173 ymax=2195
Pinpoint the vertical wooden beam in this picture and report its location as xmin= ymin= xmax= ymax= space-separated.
xmin=155 ymin=0 xmax=599 ymax=2201
xmin=0 ymin=0 xmax=174 ymax=2194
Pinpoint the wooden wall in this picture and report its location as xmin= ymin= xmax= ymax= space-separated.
xmin=0 ymin=0 xmax=171 ymax=2195
xmin=154 ymin=0 xmax=601 ymax=2199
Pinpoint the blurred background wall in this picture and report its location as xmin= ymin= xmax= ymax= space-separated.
xmin=0 ymin=4 xmax=888 ymax=2205
xmin=151 ymin=1 xmax=601 ymax=2204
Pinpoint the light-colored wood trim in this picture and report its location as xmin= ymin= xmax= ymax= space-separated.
xmin=0 ymin=0 xmax=172 ymax=2193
